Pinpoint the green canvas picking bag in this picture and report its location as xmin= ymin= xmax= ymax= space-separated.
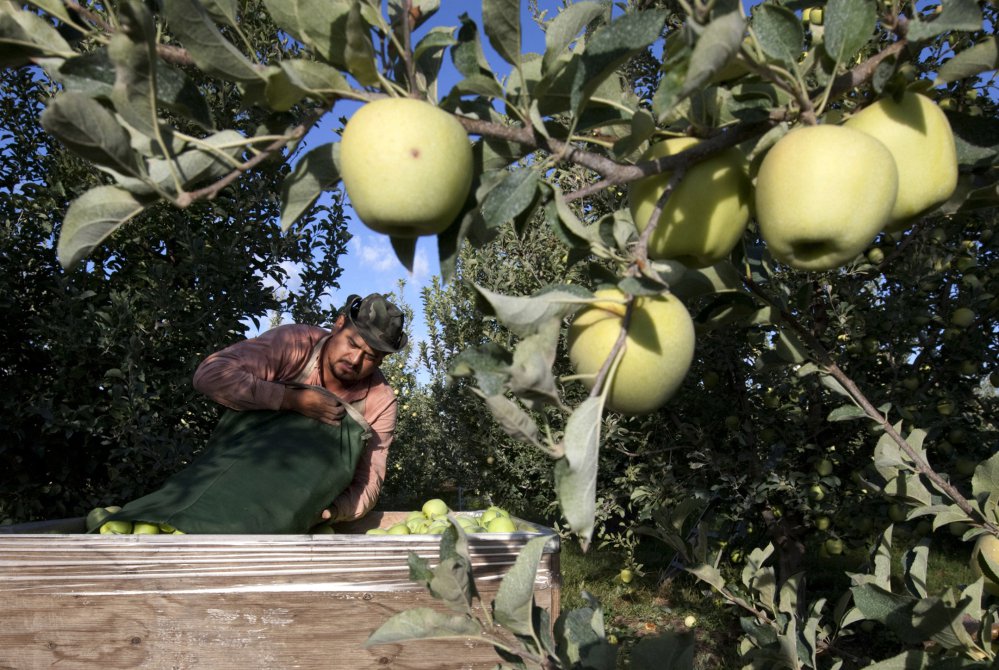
xmin=104 ymin=387 xmax=370 ymax=534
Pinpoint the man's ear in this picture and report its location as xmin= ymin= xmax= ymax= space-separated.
xmin=334 ymin=314 xmax=346 ymax=328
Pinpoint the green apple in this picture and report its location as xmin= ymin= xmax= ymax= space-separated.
xmin=406 ymin=510 xmax=426 ymax=522
xmin=366 ymin=528 xmax=389 ymax=535
xmin=814 ymin=458 xmax=834 ymax=477
xmin=808 ymin=484 xmax=827 ymax=501
xmin=955 ymin=457 xmax=977 ymax=477
xmin=887 ymin=503 xmax=907 ymax=523
xmin=99 ymin=519 xmax=133 ymax=535
xmin=971 ymin=534 xmax=999 ymax=596
xmin=936 ymin=398 xmax=956 ymax=416
xmin=809 ymin=7 xmax=824 ymax=25
xmin=755 ymin=125 xmax=898 ymax=271
xmin=867 ymin=247 xmax=885 ymax=264
xmin=844 ymin=92 xmax=958 ymax=232
xmin=422 ymin=498 xmax=449 ymax=519
xmin=311 ymin=523 xmax=336 ymax=534
xmin=824 ymin=538 xmax=844 ymax=555
xmin=386 ymin=523 xmax=411 ymax=535
xmin=703 ymin=371 xmax=720 ymax=389
xmin=485 ymin=516 xmax=517 ymax=533
xmin=456 ymin=515 xmax=478 ymax=530
xmin=132 ymin=521 xmax=161 ymax=535
xmin=629 ymin=137 xmax=751 ymax=267
xmin=567 ymin=288 xmax=696 ymax=416
xmin=990 ymin=371 xmax=999 ymax=387
xmin=815 ymin=515 xmax=831 ymax=531
xmin=951 ymin=307 xmax=976 ymax=328
xmin=339 ymin=98 xmax=473 ymax=238
xmin=619 ymin=568 xmax=634 ymax=584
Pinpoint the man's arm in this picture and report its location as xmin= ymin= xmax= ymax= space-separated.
xmin=193 ymin=324 xmax=319 ymax=411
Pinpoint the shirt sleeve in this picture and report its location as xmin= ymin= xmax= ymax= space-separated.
xmin=329 ymin=379 xmax=398 ymax=521
xmin=192 ymin=324 xmax=317 ymax=411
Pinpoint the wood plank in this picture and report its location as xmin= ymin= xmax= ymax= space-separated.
xmin=0 ymin=514 xmax=561 ymax=669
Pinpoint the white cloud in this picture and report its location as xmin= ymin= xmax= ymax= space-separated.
xmin=349 ymin=232 xmax=434 ymax=284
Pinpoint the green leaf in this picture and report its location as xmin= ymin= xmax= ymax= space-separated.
xmin=972 ymin=452 xmax=999 ymax=502
xmin=751 ymin=5 xmax=803 ymax=66
xmin=0 ymin=5 xmax=74 ymax=66
xmin=823 ymin=0 xmax=877 ymax=64
xmin=542 ymin=1 xmax=606 ymax=75
xmin=860 ymin=651 xmax=932 ymax=670
xmin=472 ymin=283 xmax=590 ymax=339
xmin=482 ymin=393 xmax=541 ymax=445
xmin=554 ymin=397 xmax=603 ymax=548
xmin=407 ymin=551 xmax=434 ymax=585
xmin=262 ymin=0 xmax=352 ymax=67
xmin=688 ymin=563 xmax=727 ymax=592
xmin=27 ymin=0 xmax=79 ymax=27
xmin=279 ymin=142 xmax=340 ymax=231
xmin=161 ymin=0 xmax=263 ymax=83
xmin=40 ymin=92 xmax=141 ymax=177
xmin=571 ymin=9 xmax=667 ymax=115
xmin=507 ymin=320 xmax=562 ymax=408
xmin=364 ymin=608 xmax=482 ymax=647
xmin=493 ymin=535 xmax=550 ymax=636
xmin=827 ymin=404 xmax=868 ymax=422
xmin=429 ymin=555 xmax=475 ymax=612
xmin=478 ymin=169 xmax=539 ymax=231
xmin=630 ymin=632 xmax=695 ymax=670
xmin=452 ymin=13 xmax=493 ymax=79
xmin=344 ymin=1 xmax=379 ymax=86
xmin=907 ymin=0 xmax=983 ymax=42
xmin=555 ymin=599 xmax=617 ymax=670
xmin=482 ymin=0 xmax=520 ymax=70
xmin=669 ymin=261 xmax=744 ymax=300
xmin=57 ymin=186 xmax=151 ymax=270
xmin=201 ymin=0 xmax=239 ymax=27
xmin=851 ymin=584 xmax=924 ymax=644
xmin=109 ymin=2 xmax=160 ymax=139
xmin=936 ymin=37 xmax=999 ymax=84
xmin=902 ymin=541 xmax=929 ymax=599
xmin=58 ymin=50 xmax=214 ymax=130
xmin=671 ymin=11 xmax=746 ymax=110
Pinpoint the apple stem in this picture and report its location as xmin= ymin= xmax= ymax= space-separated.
xmin=742 ymin=275 xmax=997 ymax=535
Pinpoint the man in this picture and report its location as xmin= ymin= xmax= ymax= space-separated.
xmin=192 ymin=293 xmax=407 ymax=523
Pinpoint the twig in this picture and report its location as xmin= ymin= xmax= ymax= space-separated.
xmin=742 ymin=276 xmax=997 ymax=534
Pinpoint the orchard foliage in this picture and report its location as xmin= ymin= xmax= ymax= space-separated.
xmin=3 ymin=0 xmax=999 ymax=667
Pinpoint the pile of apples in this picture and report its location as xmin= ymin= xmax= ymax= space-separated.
xmin=365 ymin=499 xmax=520 ymax=535
xmin=85 ymin=505 xmax=184 ymax=534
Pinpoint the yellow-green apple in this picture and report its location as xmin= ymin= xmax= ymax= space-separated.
xmin=629 ymin=137 xmax=751 ymax=267
xmin=422 ymin=498 xmax=449 ymax=519
xmin=824 ymin=537 xmax=844 ymax=555
xmin=99 ymin=519 xmax=133 ymax=534
xmin=951 ymin=307 xmax=975 ymax=328
xmin=619 ymin=568 xmax=634 ymax=584
xmin=844 ymin=92 xmax=958 ymax=231
xmin=755 ymin=125 xmax=898 ymax=271
xmin=386 ymin=523 xmax=411 ymax=535
xmin=971 ymin=533 xmax=999 ymax=596
xmin=366 ymin=527 xmax=389 ymax=535
xmin=339 ymin=98 xmax=473 ymax=238
xmin=485 ymin=516 xmax=517 ymax=533
xmin=132 ymin=522 xmax=161 ymax=534
xmin=567 ymin=288 xmax=696 ymax=415
xmin=814 ymin=458 xmax=834 ymax=477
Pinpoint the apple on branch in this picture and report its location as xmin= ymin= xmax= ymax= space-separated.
xmin=339 ymin=98 xmax=473 ymax=238
xmin=629 ymin=137 xmax=752 ymax=268
xmin=567 ymin=288 xmax=696 ymax=416
xmin=844 ymin=91 xmax=958 ymax=232
xmin=755 ymin=125 xmax=898 ymax=271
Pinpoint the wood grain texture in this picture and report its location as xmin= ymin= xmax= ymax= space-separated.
xmin=0 ymin=512 xmax=561 ymax=669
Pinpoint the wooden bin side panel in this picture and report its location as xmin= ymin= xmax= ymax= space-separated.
xmin=0 ymin=530 xmax=559 ymax=669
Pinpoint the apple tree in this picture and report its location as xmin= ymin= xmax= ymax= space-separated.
xmin=3 ymin=0 xmax=999 ymax=666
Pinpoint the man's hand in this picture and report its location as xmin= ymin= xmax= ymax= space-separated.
xmin=280 ymin=386 xmax=346 ymax=425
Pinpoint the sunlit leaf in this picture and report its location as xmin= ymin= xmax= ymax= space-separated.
xmin=824 ymin=0 xmax=877 ymax=64
xmin=479 ymin=168 xmax=539 ymax=231
xmin=571 ymin=9 xmax=667 ymax=115
xmin=472 ymin=283 xmax=590 ymax=338
xmin=161 ymin=0 xmax=263 ymax=82
xmin=364 ymin=608 xmax=482 ymax=647
xmin=58 ymin=186 xmax=152 ymax=270
xmin=542 ymin=1 xmax=606 ymax=75
xmin=751 ymin=5 xmax=803 ymax=66
xmin=344 ymin=1 xmax=379 ymax=86
xmin=936 ymin=37 xmax=999 ymax=84
xmin=554 ymin=396 xmax=603 ymax=547
xmin=493 ymin=535 xmax=550 ymax=636
xmin=262 ymin=0 xmax=352 ymax=67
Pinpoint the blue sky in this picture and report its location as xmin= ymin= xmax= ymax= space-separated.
xmin=263 ymin=1 xmax=559 ymax=353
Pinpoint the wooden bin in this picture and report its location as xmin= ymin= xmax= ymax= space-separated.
xmin=0 ymin=511 xmax=560 ymax=669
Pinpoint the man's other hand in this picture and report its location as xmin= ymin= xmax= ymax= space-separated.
xmin=280 ymin=386 xmax=346 ymax=425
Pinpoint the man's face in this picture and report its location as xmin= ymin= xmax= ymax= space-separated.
xmin=325 ymin=317 xmax=385 ymax=384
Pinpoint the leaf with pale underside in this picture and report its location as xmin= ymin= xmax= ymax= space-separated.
xmin=279 ymin=142 xmax=340 ymax=231
xmin=364 ymin=608 xmax=482 ymax=647
xmin=555 ymin=396 xmax=603 ymax=548
xmin=58 ymin=186 xmax=152 ymax=270
xmin=161 ymin=0 xmax=263 ymax=83
xmin=41 ymin=92 xmax=141 ymax=177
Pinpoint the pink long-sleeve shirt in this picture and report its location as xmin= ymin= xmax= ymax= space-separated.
xmin=192 ymin=323 xmax=398 ymax=522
